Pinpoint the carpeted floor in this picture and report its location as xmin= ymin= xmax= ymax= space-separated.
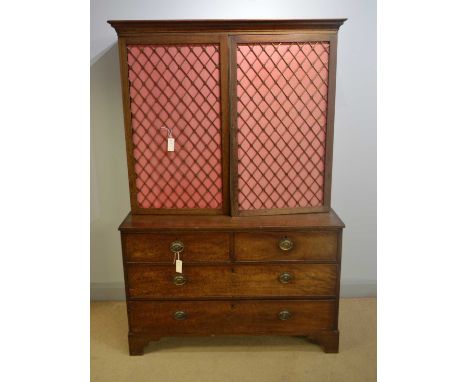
xmin=91 ymin=298 xmax=376 ymax=382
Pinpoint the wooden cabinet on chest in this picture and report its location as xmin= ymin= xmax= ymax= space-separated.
xmin=109 ymin=19 xmax=346 ymax=355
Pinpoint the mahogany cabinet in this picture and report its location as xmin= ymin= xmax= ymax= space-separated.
xmin=109 ymin=19 xmax=346 ymax=355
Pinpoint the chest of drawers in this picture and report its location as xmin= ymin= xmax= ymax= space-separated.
xmin=120 ymin=211 xmax=344 ymax=355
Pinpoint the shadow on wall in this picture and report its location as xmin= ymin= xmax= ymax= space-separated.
xmin=91 ymin=43 xmax=130 ymax=289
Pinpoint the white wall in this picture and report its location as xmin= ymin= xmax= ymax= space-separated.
xmin=91 ymin=0 xmax=376 ymax=298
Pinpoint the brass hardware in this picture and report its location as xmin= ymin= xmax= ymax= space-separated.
xmin=278 ymin=272 xmax=293 ymax=284
xmin=278 ymin=310 xmax=292 ymax=320
xmin=278 ymin=237 xmax=294 ymax=251
xmin=170 ymin=240 xmax=184 ymax=253
xmin=173 ymin=311 xmax=187 ymax=320
xmin=173 ymin=274 xmax=187 ymax=286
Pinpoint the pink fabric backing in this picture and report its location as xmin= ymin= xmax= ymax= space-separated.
xmin=236 ymin=42 xmax=330 ymax=210
xmin=127 ymin=44 xmax=223 ymax=209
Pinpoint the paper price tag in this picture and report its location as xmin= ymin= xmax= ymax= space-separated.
xmin=167 ymin=137 xmax=175 ymax=152
xmin=176 ymin=259 xmax=183 ymax=273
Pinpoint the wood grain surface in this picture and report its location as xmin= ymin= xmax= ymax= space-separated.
xmin=127 ymin=263 xmax=337 ymax=299
xmin=128 ymin=299 xmax=336 ymax=335
xmin=234 ymin=231 xmax=338 ymax=261
xmin=123 ymin=232 xmax=230 ymax=262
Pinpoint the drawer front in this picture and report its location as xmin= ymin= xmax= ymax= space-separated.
xmin=127 ymin=264 xmax=336 ymax=298
xmin=128 ymin=300 xmax=336 ymax=335
xmin=234 ymin=231 xmax=338 ymax=261
xmin=123 ymin=233 xmax=230 ymax=262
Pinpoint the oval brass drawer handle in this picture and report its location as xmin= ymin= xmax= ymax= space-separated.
xmin=278 ymin=310 xmax=292 ymax=321
xmin=278 ymin=237 xmax=294 ymax=251
xmin=173 ymin=274 xmax=187 ymax=286
xmin=173 ymin=311 xmax=187 ymax=320
xmin=278 ymin=272 xmax=293 ymax=284
xmin=170 ymin=240 xmax=184 ymax=253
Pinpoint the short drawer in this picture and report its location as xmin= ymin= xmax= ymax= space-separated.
xmin=234 ymin=231 xmax=338 ymax=261
xmin=123 ymin=232 xmax=230 ymax=262
xmin=126 ymin=263 xmax=336 ymax=298
xmin=128 ymin=300 xmax=336 ymax=335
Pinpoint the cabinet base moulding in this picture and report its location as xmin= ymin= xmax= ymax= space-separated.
xmin=128 ymin=333 xmax=158 ymax=356
xmin=128 ymin=330 xmax=339 ymax=356
xmin=307 ymin=329 xmax=339 ymax=353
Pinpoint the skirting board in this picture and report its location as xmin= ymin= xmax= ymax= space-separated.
xmin=90 ymin=281 xmax=377 ymax=301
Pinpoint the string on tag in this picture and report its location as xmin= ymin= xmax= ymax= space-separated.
xmin=160 ymin=126 xmax=173 ymax=138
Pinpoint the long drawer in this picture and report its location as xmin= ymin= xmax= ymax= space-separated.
xmin=128 ymin=300 xmax=336 ymax=335
xmin=127 ymin=263 xmax=337 ymax=298
xmin=123 ymin=232 xmax=230 ymax=262
xmin=234 ymin=231 xmax=338 ymax=261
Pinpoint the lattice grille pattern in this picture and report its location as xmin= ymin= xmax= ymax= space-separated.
xmin=127 ymin=44 xmax=223 ymax=209
xmin=236 ymin=42 xmax=330 ymax=211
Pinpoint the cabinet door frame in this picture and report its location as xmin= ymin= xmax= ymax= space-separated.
xmin=228 ymin=33 xmax=338 ymax=216
xmin=117 ymin=34 xmax=230 ymax=215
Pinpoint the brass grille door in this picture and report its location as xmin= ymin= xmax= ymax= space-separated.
xmin=125 ymin=41 xmax=224 ymax=213
xmin=231 ymin=35 xmax=336 ymax=216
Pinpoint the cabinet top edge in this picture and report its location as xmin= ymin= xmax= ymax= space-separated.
xmin=118 ymin=209 xmax=345 ymax=232
xmin=108 ymin=19 xmax=347 ymax=35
